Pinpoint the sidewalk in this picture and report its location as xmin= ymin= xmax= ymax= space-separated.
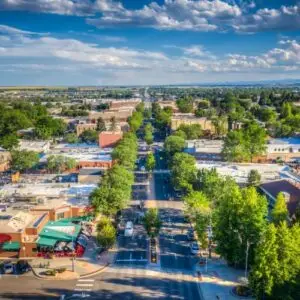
xmin=196 ymin=258 xmax=253 ymax=300
xmin=31 ymin=234 xmax=116 ymax=280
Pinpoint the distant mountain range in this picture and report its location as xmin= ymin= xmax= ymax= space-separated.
xmin=162 ymin=78 xmax=300 ymax=88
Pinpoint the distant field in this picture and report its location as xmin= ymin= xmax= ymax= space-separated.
xmin=0 ymin=86 xmax=68 ymax=90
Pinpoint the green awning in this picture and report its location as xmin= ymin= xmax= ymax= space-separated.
xmin=2 ymin=241 xmax=20 ymax=251
xmin=37 ymin=237 xmax=57 ymax=247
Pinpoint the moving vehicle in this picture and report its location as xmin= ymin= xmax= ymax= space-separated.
xmin=190 ymin=242 xmax=200 ymax=255
xmin=124 ymin=221 xmax=134 ymax=237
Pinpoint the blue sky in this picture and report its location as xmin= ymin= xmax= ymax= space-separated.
xmin=0 ymin=0 xmax=299 ymax=86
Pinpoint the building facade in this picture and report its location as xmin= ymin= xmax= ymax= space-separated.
xmin=171 ymin=114 xmax=216 ymax=133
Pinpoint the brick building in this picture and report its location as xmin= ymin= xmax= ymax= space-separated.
xmin=99 ymin=131 xmax=123 ymax=148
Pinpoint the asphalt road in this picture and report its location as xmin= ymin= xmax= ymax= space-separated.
xmin=0 ymin=267 xmax=201 ymax=300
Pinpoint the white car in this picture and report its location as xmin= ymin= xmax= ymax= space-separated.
xmin=190 ymin=242 xmax=200 ymax=255
xmin=124 ymin=221 xmax=134 ymax=237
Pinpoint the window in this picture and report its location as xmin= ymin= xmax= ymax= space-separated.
xmin=56 ymin=212 xmax=64 ymax=220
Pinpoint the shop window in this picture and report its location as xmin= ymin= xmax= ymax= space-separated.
xmin=56 ymin=212 xmax=64 ymax=220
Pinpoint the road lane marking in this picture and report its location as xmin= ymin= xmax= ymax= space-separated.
xmin=76 ymin=284 xmax=94 ymax=287
xmin=74 ymin=288 xmax=92 ymax=292
xmin=78 ymin=279 xmax=94 ymax=282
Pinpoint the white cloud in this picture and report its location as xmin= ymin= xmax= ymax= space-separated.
xmin=1 ymin=1 xmax=299 ymax=33
xmin=0 ymin=0 xmax=96 ymax=16
xmin=0 ymin=25 xmax=299 ymax=85
xmin=0 ymin=24 xmax=46 ymax=35
xmin=87 ymin=0 xmax=243 ymax=32
xmin=234 ymin=4 xmax=300 ymax=32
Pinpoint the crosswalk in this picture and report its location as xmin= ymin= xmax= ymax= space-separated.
xmin=73 ymin=278 xmax=95 ymax=294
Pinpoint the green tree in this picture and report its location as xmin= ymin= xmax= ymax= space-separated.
xmin=91 ymin=165 xmax=134 ymax=216
xmin=173 ymin=130 xmax=187 ymax=140
xmin=64 ymin=133 xmax=79 ymax=144
xmin=243 ymin=122 xmax=267 ymax=162
xmin=109 ymin=116 xmax=117 ymax=131
xmin=176 ymin=96 xmax=194 ymax=113
xmin=214 ymin=185 xmax=268 ymax=267
xmin=96 ymin=223 xmax=116 ymax=249
xmin=128 ymin=111 xmax=143 ymax=132
xmin=80 ymin=130 xmax=98 ymax=143
xmin=145 ymin=152 xmax=156 ymax=172
xmin=97 ymin=117 xmax=106 ymax=132
xmin=96 ymin=216 xmax=111 ymax=232
xmin=212 ymin=116 xmax=228 ymax=137
xmin=143 ymin=208 xmax=162 ymax=238
xmin=183 ymin=191 xmax=211 ymax=220
xmin=171 ymin=153 xmax=197 ymax=193
xmin=0 ymin=134 xmax=19 ymax=150
xmin=271 ymin=192 xmax=289 ymax=225
xmin=247 ymin=169 xmax=261 ymax=186
xmin=144 ymin=123 xmax=154 ymax=145
xmin=250 ymin=223 xmax=280 ymax=298
xmin=112 ymin=133 xmax=138 ymax=170
xmin=11 ymin=150 xmax=39 ymax=172
xmin=281 ymin=102 xmax=292 ymax=119
xmin=222 ymin=130 xmax=249 ymax=162
xmin=35 ymin=116 xmax=66 ymax=139
xmin=195 ymin=168 xmax=224 ymax=204
xmin=164 ymin=135 xmax=185 ymax=158
xmin=177 ymin=124 xmax=203 ymax=140
xmin=46 ymin=155 xmax=76 ymax=173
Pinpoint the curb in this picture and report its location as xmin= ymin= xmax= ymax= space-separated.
xmin=31 ymin=263 xmax=110 ymax=280
xmin=79 ymin=263 xmax=110 ymax=278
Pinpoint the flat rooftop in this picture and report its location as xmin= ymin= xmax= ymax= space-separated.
xmin=40 ymin=152 xmax=112 ymax=162
xmin=268 ymin=138 xmax=300 ymax=145
xmin=196 ymin=162 xmax=288 ymax=184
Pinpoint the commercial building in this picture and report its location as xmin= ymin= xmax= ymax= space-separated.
xmin=19 ymin=140 xmax=51 ymax=153
xmin=41 ymin=150 xmax=113 ymax=169
xmin=265 ymin=138 xmax=300 ymax=162
xmin=171 ymin=114 xmax=217 ymax=133
xmin=0 ymin=185 xmax=93 ymax=258
xmin=109 ymin=99 xmax=141 ymax=109
xmin=76 ymin=122 xmax=97 ymax=136
xmin=76 ymin=120 xmax=128 ymax=136
xmin=99 ymin=131 xmax=123 ymax=148
xmin=78 ymin=168 xmax=103 ymax=184
xmin=0 ymin=147 xmax=11 ymax=172
xmin=88 ymin=109 xmax=133 ymax=123
xmin=184 ymin=139 xmax=223 ymax=160
xmin=157 ymin=101 xmax=179 ymax=113
xmin=259 ymin=179 xmax=300 ymax=220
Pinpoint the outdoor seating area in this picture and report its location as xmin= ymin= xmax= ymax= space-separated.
xmin=36 ymin=217 xmax=94 ymax=258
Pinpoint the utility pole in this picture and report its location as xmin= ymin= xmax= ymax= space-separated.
xmin=245 ymin=240 xmax=250 ymax=279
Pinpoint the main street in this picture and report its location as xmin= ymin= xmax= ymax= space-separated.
xmin=0 ymin=144 xmax=203 ymax=300
xmin=0 ymin=266 xmax=201 ymax=300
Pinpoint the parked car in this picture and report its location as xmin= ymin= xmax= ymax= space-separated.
xmin=187 ymin=230 xmax=195 ymax=241
xmin=3 ymin=262 xmax=14 ymax=274
xmin=190 ymin=242 xmax=200 ymax=255
xmin=124 ymin=221 xmax=134 ymax=237
xmin=16 ymin=260 xmax=31 ymax=274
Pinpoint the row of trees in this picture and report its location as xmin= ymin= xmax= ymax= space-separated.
xmin=177 ymin=164 xmax=300 ymax=299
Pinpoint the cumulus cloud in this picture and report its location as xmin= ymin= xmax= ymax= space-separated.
xmin=0 ymin=0 xmax=96 ymax=16
xmin=87 ymin=0 xmax=242 ymax=32
xmin=234 ymin=4 xmax=300 ymax=32
xmin=0 ymin=24 xmax=299 ymax=84
xmin=1 ymin=1 xmax=299 ymax=33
